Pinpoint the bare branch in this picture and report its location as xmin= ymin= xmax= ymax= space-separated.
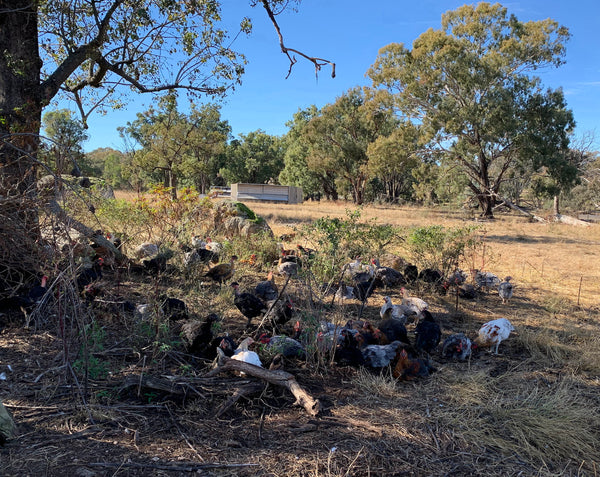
xmin=260 ymin=0 xmax=335 ymax=79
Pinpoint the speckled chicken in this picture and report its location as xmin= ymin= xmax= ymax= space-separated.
xmin=361 ymin=341 xmax=405 ymax=369
xmin=441 ymin=333 xmax=472 ymax=360
xmin=476 ymin=318 xmax=515 ymax=354
xmin=498 ymin=277 xmax=514 ymax=304
xmin=254 ymin=271 xmax=278 ymax=301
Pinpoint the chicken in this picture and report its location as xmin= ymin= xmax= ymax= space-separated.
xmin=231 ymin=337 xmax=263 ymax=367
xmin=476 ymin=318 xmax=515 ymax=354
xmin=264 ymin=296 xmax=294 ymax=331
xmin=334 ymin=329 xmax=365 ymax=367
xmin=377 ymin=318 xmax=410 ymax=345
xmin=441 ymin=333 xmax=472 ymax=360
xmin=191 ymin=235 xmax=206 ymax=249
xmin=361 ymin=340 xmax=405 ymax=369
xmin=400 ymin=287 xmax=429 ymax=315
xmin=184 ymin=248 xmax=219 ymax=268
xmin=76 ymin=257 xmax=104 ymax=291
xmin=379 ymin=296 xmax=409 ymax=324
xmin=161 ymin=297 xmax=188 ymax=321
xmin=343 ymin=257 xmax=364 ymax=279
xmin=418 ymin=268 xmax=443 ymax=284
xmin=258 ymin=334 xmax=306 ymax=359
xmin=0 ymin=399 xmax=16 ymax=445
xmin=277 ymin=254 xmax=298 ymax=277
xmin=204 ymin=255 xmax=237 ymax=284
xmin=403 ymin=264 xmax=419 ymax=283
xmin=254 ymin=271 xmax=278 ymax=301
xmin=204 ymin=238 xmax=223 ymax=255
xmin=392 ymin=349 xmax=434 ymax=381
xmin=414 ymin=310 xmax=442 ymax=354
xmin=372 ymin=259 xmax=406 ymax=288
xmin=134 ymin=242 xmax=159 ymax=259
xmin=231 ymin=282 xmax=267 ymax=328
xmin=334 ymin=282 xmax=355 ymax=300
xmin=498 ymin=276 xmax=514 ymax=304
xmin=472 ymin=269 xmax=501 ymax=293
xmin=352 ymin=278 xmax=375 ymax=302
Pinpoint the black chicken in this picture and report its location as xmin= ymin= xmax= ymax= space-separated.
xmin=414 ymin=310 xmax=442 ymax=354
xmin=76 ymin=258 xmax=104 ymax=291
xmin=419 ymin=268 xmax=443 ymax=284
xmin=161 ymin=297 xmax=188 ymax=321
xmin=254 ymin=271 xmax=278 ymax=301
xmin=264 ymin=296 xmax=294 ymax=331
xmin=403 ymin=264 xmax=419 ymax=283
xmin=378 ymin=318 xmax=410 ymax=345
xmin=231 ymin=282 xmax=267 ymax=328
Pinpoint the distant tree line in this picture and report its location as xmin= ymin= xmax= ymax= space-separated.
xmin=41 ymin=4 xmax=599 ymax=216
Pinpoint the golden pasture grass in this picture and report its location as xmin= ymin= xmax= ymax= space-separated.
xmin=432 ymin=370 xmax=600 ymax=470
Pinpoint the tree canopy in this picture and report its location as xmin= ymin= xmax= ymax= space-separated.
xmin=367 ymin=2 xmax=576 ymax=217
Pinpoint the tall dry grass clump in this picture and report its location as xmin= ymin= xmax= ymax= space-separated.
xmin=433 ymin=371 xmax=600 ymax=472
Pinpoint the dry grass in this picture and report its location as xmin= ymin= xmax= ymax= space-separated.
xmin=3 ymin=196 xmax=600 ymax=476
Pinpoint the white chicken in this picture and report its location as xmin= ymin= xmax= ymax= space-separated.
xmin=379 ymin=296 xmax=409 ymax=324
xmin=400 ymin=288 xmax=429 ymax=316
xmin=498 ymin=277 xmax=514 ymax=304
xmin=134 ymin=242 xmax=159 ymax=259
xmin=231 ymin=337 xmax=263 ymax=367
xmin=476 ymin=318 xmax=515 ymax=354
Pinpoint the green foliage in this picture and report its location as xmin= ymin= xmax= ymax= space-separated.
xmin=405 ymin=225 xmax=482 ymax=276
xmin=220 ymin=131 xmax=285 ymax=185
xmin=73 ymin=320 xmax=109 ymax=380
xmin=299 ymin=209 xmax=399 ymax=282
xmin=368 ymin=2 xmax=574 ymax=216
xmin=234 ymin=201 xmax=263 ymax=224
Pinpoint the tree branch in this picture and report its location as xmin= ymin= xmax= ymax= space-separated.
xmin=260 ymin=0 xmax=335 ymax=79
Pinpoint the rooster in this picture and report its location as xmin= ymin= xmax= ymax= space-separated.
xmin=476 ymin=317 xmax=515 ymax=354
xmin=392 ymin=349 xmax=434 ymax=381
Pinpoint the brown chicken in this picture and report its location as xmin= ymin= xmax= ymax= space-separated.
xmin=392 ymin=349 xmax=434 ymax=381
xmin=204 ymin=255 xmax=237 ymax=284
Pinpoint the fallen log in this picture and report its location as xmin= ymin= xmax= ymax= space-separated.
xmin=204 ymin=357 xmax=321 ymax=417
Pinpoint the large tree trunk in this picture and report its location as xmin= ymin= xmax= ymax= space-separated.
xmin=0 ymin=1 xmax=43 ymax=287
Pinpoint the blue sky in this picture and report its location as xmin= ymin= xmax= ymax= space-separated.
xmin=60 ymin=1 xmax=600 ymax=152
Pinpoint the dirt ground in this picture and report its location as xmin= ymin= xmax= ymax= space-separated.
xmin=1 ymin=206 xmax=599 ymax=476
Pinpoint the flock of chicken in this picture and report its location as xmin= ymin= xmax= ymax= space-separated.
xmin=1 ymin=232 xmax=518 ymax=385
xmin=165 ymin=237 xmax=518 ymax=381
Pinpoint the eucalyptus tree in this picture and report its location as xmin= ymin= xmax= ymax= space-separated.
xmin=279 ymin=106 xmax=336 ymax=200
xmin=368 ymin=2 xmax=575 ymax=217
xmin=302 ymin=87 xmax=397 ymax=204
xmin=41 ymin=109 xmax=89 ymax=175
xmin=220 ymin=131 xmax=285 ymax=185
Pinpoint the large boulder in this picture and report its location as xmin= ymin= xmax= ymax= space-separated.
xmin=212 ymin=200 xmax=273 ymax=238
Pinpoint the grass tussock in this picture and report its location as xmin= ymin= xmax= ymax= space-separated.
xmin=353 ymin=367 xmax=399 ymax=400
xmin=437 ymin=373 xmax=600 ymax=471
